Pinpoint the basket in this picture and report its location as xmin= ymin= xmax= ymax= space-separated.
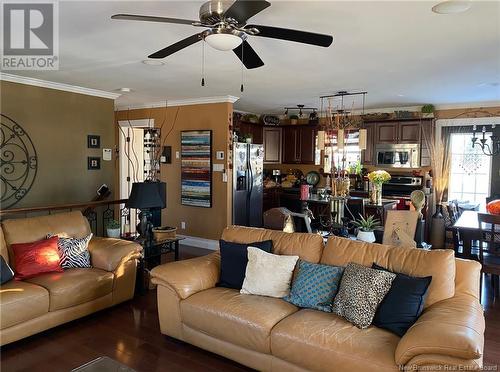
xmin=152 ymin=226 xmax=177 ymax=241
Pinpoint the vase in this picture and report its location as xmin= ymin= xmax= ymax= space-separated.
xmin=429 ymin=204 xmax=445 ymax=249
xmin=357 ymin=230 xmax=376 ymax=243
xmin=370 ymin=183 xmax=383 ymax=205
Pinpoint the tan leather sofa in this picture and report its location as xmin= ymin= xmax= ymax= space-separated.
xmin=151 ymin=226 xmax=485 ymax=372
xmin=0 ymin=211 xmax=142 ymax=346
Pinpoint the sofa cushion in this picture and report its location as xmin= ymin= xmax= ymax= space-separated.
xmin=241 ymin=247 xmax=298 ymax=298
xmin=221 ymin=226 xmax=324 ymax=263
xmin=372 ymin=263 xmax=432 ymax=337
xmin=284 ymin=260 xmax=344 ymax=312
xmin=0 ymin=280 xmax=49 ymax=329
xmin=11 ymin=236 xmax=63 ymax=280
xmin=332 ymin=263 xmax=396 ymax=329
xmin=322 ymin=236 xmax=456 ymax=308
xmin=218 ymin=239 xmax=273 ymax=289
xmin=49 ymin=233 xmax=92 ymax=269
xmin=26 ymin=268 xmax=113 ymax=311
xmin=180 ymin=287 xmax=298 ymax=353
xmin=271 ymin=309 xmax=400 ymax=372
xmin=1 ymin=256 xmax=14 ymax=284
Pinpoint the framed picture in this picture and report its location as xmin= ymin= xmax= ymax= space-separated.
xmin=87 ymin=135 xmax=100 ymax=149
xmin=181 ymin=130 xmax=212 ymax=208
xmin=87 ymin=156 xmax=101 ymax=170
xmin=382 ymin=210 xmax=419 ymax=247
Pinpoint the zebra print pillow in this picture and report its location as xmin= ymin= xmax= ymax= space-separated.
xmin=48 ymin=233 xmax=93 ymax=269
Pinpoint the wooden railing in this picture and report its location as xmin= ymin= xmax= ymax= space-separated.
xmin=0 ymin=199 xmax=135 ymax=237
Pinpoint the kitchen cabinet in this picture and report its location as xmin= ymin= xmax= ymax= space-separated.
xmin=282 ymin=125 xmax=317 ymax=164
xmin=263 ymin=127 xmax=281 ymax=163
xmin=375 ymin=121 xmax=421 ymax=144
xmin=376 ymin=123 xmax=398 ymax=143
xmin=362 ymin=125 xmax=375 ymax=164
xmin=236 ymin=120 xmax=263 ymax=144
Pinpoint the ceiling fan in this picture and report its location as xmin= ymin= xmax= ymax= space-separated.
xmin=111 ymin=0 xmax=333 ymax=69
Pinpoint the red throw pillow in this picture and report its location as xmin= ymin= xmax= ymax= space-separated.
xmin=11 ymin=236 xmax=63 ymax=280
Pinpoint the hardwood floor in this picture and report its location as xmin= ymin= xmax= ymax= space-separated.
xmin=1 ymin=246 xmax=499 ymax=371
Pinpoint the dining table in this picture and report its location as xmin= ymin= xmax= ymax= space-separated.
xmin=453 ymin=210 xmax=498 ymax=259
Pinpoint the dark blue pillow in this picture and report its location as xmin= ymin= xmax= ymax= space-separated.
xmin=1 ymin=256 xmax=14 ymax=284
xmin=372 ymin=263 xmax=432 ymax=337
xmin=218 ymin=239 xmax=273 ymax=289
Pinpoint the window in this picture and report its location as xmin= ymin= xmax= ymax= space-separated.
xmin=448 ymin=131 xmax=492 ymax=206
xmin=318 ymin=130 xmax=361 ymax=173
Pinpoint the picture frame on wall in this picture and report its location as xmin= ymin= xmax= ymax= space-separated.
xmin=87 ymin=135 xmax=100 ymax=149
xmin=87 ymin=157 xmax=101 ymax=170
xmin=180 ymin=130 xmax=212 ymax=208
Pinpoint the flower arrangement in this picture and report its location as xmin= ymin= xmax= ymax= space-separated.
xmin=367 ymin=170 xmax=391 ymax=185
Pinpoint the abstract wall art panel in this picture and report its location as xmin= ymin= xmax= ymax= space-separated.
xmin=181 ymin=130 xmax=212 ymax=208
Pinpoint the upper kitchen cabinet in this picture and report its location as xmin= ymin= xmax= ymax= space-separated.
xmin=281 ymin=125 xmax=317 ymax=164
xmin=263 ymin=127 xmax=282 ymax=164
xmin=375 ymin=121 xmax=421 ymax=144
xmin=376 ymin=123 xmax=399 ymax=143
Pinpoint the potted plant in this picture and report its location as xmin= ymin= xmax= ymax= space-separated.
xmin=289 ymin=114 xmax=299 ymax=125
xmin=421 ymin=104 xmax=435 ymax=118
xmin=353 ymin=215 xmax=381 ymax=243
xmin=106 ymin=219 xmax=121 ymax=238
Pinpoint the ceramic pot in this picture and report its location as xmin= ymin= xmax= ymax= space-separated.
xmin=106 ymin=228 xmax=121 ymax=238
xmin=429 ymin=204 xmax=445 ymax=249
xmin=357 ymin=230 xmax=376 ymax=243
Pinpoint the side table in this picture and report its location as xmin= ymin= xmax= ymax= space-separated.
xmin=125 ymin=235 xmax=185 ymax=294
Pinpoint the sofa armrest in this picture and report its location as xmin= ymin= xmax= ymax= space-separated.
xmin=395 ymin=295 xmax=485 ymax=366
xmin=150 ymin=252 xmax=220 ymax=300
xmin=88 ymin=237 xmax=142 ymax=272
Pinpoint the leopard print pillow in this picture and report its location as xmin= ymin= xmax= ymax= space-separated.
xmin=332 ymin=262 xmax=396 ymax=329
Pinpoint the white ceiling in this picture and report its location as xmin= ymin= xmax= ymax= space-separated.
xmin=5 ymin=1 xmax=500 ymax=113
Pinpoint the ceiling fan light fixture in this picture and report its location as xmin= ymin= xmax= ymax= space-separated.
xmin=432 ymin=0 xmax=471 ymax=14
xmin=205 ymin=32 xmax=243 ymax=51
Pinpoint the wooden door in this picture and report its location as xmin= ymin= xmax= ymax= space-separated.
xmin=376 ymin=123 xmax=398 ymax=143
xmin=282 ymin=126 xmax=300 ymax=164
xmin=299 ymin=126 xmax=316 ymax=164
xmin=263 ymin=127 xmax=282 ymax=164
xmin=399 ymin=121 xmax=421 ymax=143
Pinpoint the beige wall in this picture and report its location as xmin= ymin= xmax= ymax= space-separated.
xmin=115 ymin=103 xmax=233 ymax=240
xmin=0 ymin=81 xmax=116 ymax=209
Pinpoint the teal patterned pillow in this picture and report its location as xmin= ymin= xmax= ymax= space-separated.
xmin=284 ymin=260 xmax=344 ymax=312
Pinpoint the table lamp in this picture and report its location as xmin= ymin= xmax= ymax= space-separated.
xmin=126 ymin=181 xmax=166 ymax=240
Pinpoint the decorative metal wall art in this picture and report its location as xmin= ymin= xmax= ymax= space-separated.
xmin=1 ymin=114 xmax=38 ymax=209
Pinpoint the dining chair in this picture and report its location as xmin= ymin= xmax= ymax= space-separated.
xmin=477 ymin=213 xmax=500 ymax=299
xmin=444 ymin=201 xmax=462 ymax=254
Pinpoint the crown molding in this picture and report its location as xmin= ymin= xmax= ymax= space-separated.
xmin=115 ymin=95 xmax=239 ymax=111
xmin=0 ymin=73 xmax=121 ymax=100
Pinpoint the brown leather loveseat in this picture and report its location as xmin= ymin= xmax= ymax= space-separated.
xmin=151 ymin=226 xmax=485 ymax=371
xmin=0 ymin=211 xmax=142 ymax=346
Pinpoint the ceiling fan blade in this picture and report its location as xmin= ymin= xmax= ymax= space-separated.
xmin=111 ymin=14 xmax=197 ymax=26
xmin=247 ymin=24 xmax=333 ymax=47
xmin=148 ymin=33 xmax=203 ymax=59
xmin=233 ymin=40 xmax=264 ymax=69
xmin=224 ymin=0 xmax=271 ymax=24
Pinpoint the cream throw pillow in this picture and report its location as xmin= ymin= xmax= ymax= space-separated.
xmin=240 ymin=246 xmax=299 ymax=298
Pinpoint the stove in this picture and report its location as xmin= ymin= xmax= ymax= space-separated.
xmin=383 ymin=176 xmax=423 ymax=198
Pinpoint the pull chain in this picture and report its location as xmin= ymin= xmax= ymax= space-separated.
xmin=240 ymin=43 xmax=244 ymax=92
xmin=201 ymin=37 xmax=206 ymax=87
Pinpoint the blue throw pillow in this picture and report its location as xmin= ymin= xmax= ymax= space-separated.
xmin=284 ymin=260 xmax=344 ymax=312
xmin=218 ymin=239 xmax=273 ymax=290
xmin=372 ymin=263 xmax=432 ymax=336
xmin=1 ymin=256 xmax=14 ymax=284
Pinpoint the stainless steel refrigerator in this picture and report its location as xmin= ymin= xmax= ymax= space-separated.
xmin=233 ymin=142 xmax=264 ymax=227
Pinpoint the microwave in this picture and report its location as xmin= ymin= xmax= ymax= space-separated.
xmin=375 ymin=144 xmax=420 ymax=168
